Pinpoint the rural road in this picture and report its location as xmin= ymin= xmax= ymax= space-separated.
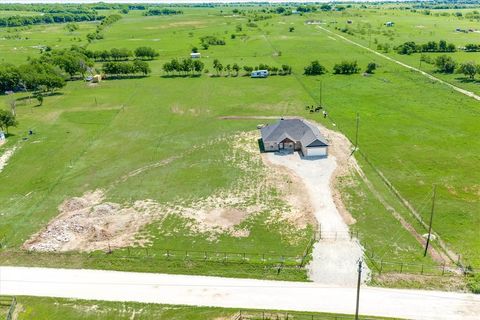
xmin=316 ymin=26 xmax=480 ymax=101
xmin=1 ymin=267 xmax=480 ymax=320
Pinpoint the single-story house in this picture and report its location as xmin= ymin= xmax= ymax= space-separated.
xmin=260 ymin=119 xmax=329 ymax=157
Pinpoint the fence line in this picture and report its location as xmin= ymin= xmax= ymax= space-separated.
xmin=235 ymin=310 xmax=380 ymax=320
xmin=6 ymin=297 xmax=16 ymax=320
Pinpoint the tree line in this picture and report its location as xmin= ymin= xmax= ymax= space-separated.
xmin=464 ymin=44 xmax=480 ymax=52
xmin=82 ymin=46 xmax=159 ymax=62
xmin=0 ymin=12 xmax=102 ymax=28
xmin=395 ymin=40 xmax=456 ymax=55
xmin=304 ymin=60 xmax=376 ymax=75
xmin=86 ymin=14 xmax=122 ymax=42
xmin=102 ymin=60 xmax=151 ymax=77
xmin=242 ymin=63 xmax=292 ymax=76
xmin=0 ymin=60 xmax=65 ymax=94
xmin=144 ymin=8 xmax=183 ymax=16
xmin=425 ymin=54 xmax=480 ymax=79
xmin=0 ymin=44 xmax=153 ymax=96
xmin=162 ymin=58 xmax=292 ymax=77
xmin=162 ymin=58 xmax=205 ymax=76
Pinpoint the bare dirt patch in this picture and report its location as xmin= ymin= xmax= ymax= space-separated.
xmin=23 ymin=190 xmax=161 ymax=252
xmin=24 ymin=131 xmax=315 ymax=252
xmin=0 ymin=145 xmax=17 ymax=174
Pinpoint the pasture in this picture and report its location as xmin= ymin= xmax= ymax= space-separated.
xmin=0 ymin=4 xmax=478 ymax=286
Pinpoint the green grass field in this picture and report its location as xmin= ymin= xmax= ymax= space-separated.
xmin=2 ymin=296 xmax=397 ymax=320
xmin=0 ymin=4 xmax=478 ymax=285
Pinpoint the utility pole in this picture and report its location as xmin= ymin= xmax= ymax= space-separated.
xmin=355 ymin=259 xmax=362 ymax=320
xmin=424 ymin=184 xmax=437 ymax=257
xmin=355 ymin=113 xmax=360 ymax=150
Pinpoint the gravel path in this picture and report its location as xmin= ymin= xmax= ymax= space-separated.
xmin=2 ymin=266 xmax=479 ymax=320
xmin=266 ymin=152 xmax=370 ymax=286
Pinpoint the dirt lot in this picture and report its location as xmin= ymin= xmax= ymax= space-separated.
xmin=24 ymin=132 xmax=316 ymax=252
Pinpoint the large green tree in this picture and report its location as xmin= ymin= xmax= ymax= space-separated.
xmin=0 ymin=109 xmax=18 ymax=134
xmin=458 ymin=61 xmax=477 ymax=79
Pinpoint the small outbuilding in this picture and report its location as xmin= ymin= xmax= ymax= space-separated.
xmin=260 ymin=119 xmax=328 ymax=157
xmin=385 ymin=21 xmax=394 ymax=27
xmin=190 ymin=52 xmax=201 ymax=59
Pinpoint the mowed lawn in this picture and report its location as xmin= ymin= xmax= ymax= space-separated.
xmin=0 ymin=5 xmax=478 ymax=276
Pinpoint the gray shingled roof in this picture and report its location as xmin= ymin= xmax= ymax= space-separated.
xmin=260 ymin=119 xmax=328 ymax=147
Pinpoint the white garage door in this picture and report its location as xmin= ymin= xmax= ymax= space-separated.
xmin=306 ymin=147 xmax=327 ymax=157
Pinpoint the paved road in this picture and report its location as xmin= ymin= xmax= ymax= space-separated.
xmin=1 ymin=267 xmax=479 ymax=319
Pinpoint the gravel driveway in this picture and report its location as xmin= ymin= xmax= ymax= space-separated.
xmin=266 ymin=152 xmax=370 ymax=286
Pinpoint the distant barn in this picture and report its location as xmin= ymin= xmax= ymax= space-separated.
xmin=260 ymin=119 xmax=328 ymax=157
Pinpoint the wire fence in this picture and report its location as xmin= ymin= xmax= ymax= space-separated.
xmin=99 ymin=247 xmax=306 ymax=267
xmin=5 ymin=297 xmax=16 ymax=320
xmin=234 ymin=310 xmax=380 ymax=320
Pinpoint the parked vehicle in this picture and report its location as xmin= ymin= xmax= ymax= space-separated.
xmin=251 ymin=70 xmax=269 ymax=78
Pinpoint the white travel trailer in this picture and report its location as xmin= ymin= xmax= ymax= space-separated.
xmin=251 ymin=70 xmax=269 ymax=78
xmin=190 ymin=52 xmax=201 ymax=58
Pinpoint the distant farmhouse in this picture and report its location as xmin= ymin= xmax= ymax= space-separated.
xmin=260 ymin=119 xmax=328 ymax=157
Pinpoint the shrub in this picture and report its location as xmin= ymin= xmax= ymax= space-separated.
xmin=333 ymin=61 xmax=360 ymax=74
xmin=365 ymin=62 xmax=377 ymax=74
xmin=304 ymin=60 xmax=326 ymax=75
xmin=435 ymin=55 xmax=456 ymax=73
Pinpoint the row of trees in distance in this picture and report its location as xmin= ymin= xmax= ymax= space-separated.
xmin=304 ymin=60 xmax=376 ymax=75
xmin=82 ymin=46 xmax=159 ymax=61
xmin=395 ymin=40 xmax=456 ymax=55
xmin=162 ymin=58 xmax=293 ymax=77
xmin=162 ymin=58 xmax=205 ymax=75
xmin=0 ymin=12 xmax=101 ymax=28
xmin=102 ymin=60 xmax=151 ymax=77
xmin=86 ymin=14 xmax=121 ymax=42
xmin=424 ymin=55 xmax=480 ymax=78
xmin=144 ymin=8 xmax=183 ymax=16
